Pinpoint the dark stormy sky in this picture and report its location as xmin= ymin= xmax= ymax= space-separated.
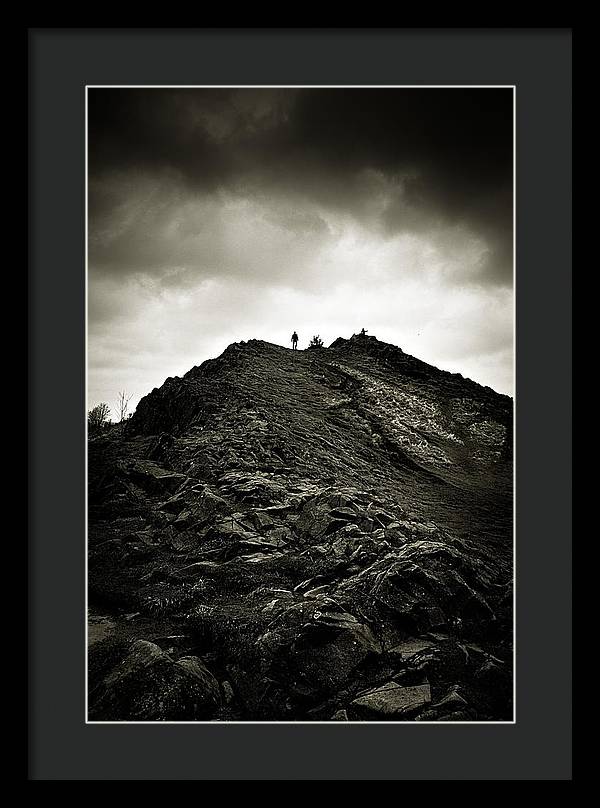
xmin=88 ymin=87 xmax=514 ymax=414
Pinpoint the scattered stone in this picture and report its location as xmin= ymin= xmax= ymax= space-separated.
xmin=117 ymin=460 xmax=187 ymax=495
xmin=350 ymin=682 xmax=431 ymax=719
xmin=432 ymin=684 xmax=469 ymax=711
xmin=90 ymin=640 xmax=221 ymax=721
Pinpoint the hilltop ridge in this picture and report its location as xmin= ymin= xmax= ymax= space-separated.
xmin=88 ymin=334 xmax=513 ymax=722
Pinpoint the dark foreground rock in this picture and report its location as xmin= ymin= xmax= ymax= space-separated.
xmin=89 ymin=639 xmax=221 ymax=721
xmin=349 ymin=682 xmax=431 ymax=719
xmin=88 ymin=336 xmax=513 ymax=721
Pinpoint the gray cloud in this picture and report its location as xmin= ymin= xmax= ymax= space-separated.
xmin=89 ymin=88 xmax=513 ymax=283
xmin=87 ymin=88 xmax=514 ymax=413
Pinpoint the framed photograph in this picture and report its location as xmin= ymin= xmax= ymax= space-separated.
xmin=29 ymin=28 xmax=572 ymax=780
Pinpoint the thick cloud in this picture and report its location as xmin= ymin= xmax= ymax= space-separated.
xmin=87 ymin=88 xmax=514 ymax=414
xmin=90 ymin=88 xmax=512 ymax=282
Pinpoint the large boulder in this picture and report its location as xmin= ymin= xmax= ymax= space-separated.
xmin=348 ymin=681 xmax=431 ymax=719
xmin=339 ymin=540 xmax=496 ymax=635
xmin=217 ymin=471 xmax=288 ymax=504
xmin=294 ymin=491 xmax=368 ymax=541
xmin=160 ymin=486 xmax=231 ymax=529
xmin=89 ymin=639 xmax=221 ymax=721
xmin=117 ymin=459 xmax=187 ymax=496
xmin=255 ymin=600 xmax=382 ymax=706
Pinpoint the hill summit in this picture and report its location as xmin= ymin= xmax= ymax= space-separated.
xmin=88 ymin=334 xmax=513 ymax=721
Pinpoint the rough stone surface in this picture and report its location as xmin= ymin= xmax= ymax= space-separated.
xmin=88 ymin=336 xmax=513 ymax=721
xmin=89 ymin=640 xmax=221 ymax=721
xmin=350 ymin=682 xmax=432 ymax=719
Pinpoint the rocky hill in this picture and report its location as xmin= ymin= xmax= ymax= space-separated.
xmin=88 ymin=334 xmax=513 ymax=722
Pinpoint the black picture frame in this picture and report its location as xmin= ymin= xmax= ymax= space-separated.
xmin=29 ymin=28 xmax=572 ymax=780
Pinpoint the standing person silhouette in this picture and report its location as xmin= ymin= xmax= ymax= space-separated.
xmin=291 ymin=331 xmax=299 ymax=351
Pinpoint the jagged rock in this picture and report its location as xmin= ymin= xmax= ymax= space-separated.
xmin=245 ymin=511 xmax=276 ymax=531
xmin=302 ymin=585 xmax=331 ymax=598
xmin=148 ymin=432 xmax=176 ymax=462
xmin=407 ymin=641 xmax=470 ymax=683
xmin=168 ymin=530 xmax=201 ymax=552
xmin=238 ymin=534 xmax=288 ymax=551
xmin=217 ymin=471 xmax=288 ymax=504
xmin=295 ymin=498 xmax=339 ymax=539
xmin=117 ymin=459 xmax=187 ymax=495
xmin=338 ymin=540 xmax=496 ymax=635
xmin=160 ymin=487 xmax=231 ymax=524
xmin=331 ymin=536 xmax=355 ymax=559
xmin=431 ymin=684 xmax=469 ymax=711
xmin=266 ymin=526 xmax=293 ymax=543
xmin=254 ymin=602 xmax=381 ymax=702
xmin=88 ymin=336 xmax=513 ymax=721
xmin=89 ymin=640 xmax=221 ymax=721
xmin=239 ymin=551 xmax=284 ymax=564
xmin=373 ymin=510 xmax=396 ymax=527
xmin=349 ymin=682 xmax=431 ymax=719
xmin=329 ymin=507 xmax=359 ymax=522
xmin=170 ymin=560 xmax=221 ymax=581
xmin=388 ymin=638 xmax=437 ymax=660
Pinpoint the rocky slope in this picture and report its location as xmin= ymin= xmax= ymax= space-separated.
xmin=88 ymin=334 xmax=513 ymax=721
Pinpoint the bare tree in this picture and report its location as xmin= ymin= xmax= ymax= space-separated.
xmin=115 ymin=391 xmax=134 ymax=422
xmin=308 ymin=335 xmax=324 ymax=349
xmin=88 ymin=402 xmax=111 ymax=433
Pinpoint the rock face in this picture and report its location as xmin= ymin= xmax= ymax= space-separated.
xmin=88 ymin=335 xmax=513 ymax=721
xmin=89 ymin=640 xmax=221 ymax=721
